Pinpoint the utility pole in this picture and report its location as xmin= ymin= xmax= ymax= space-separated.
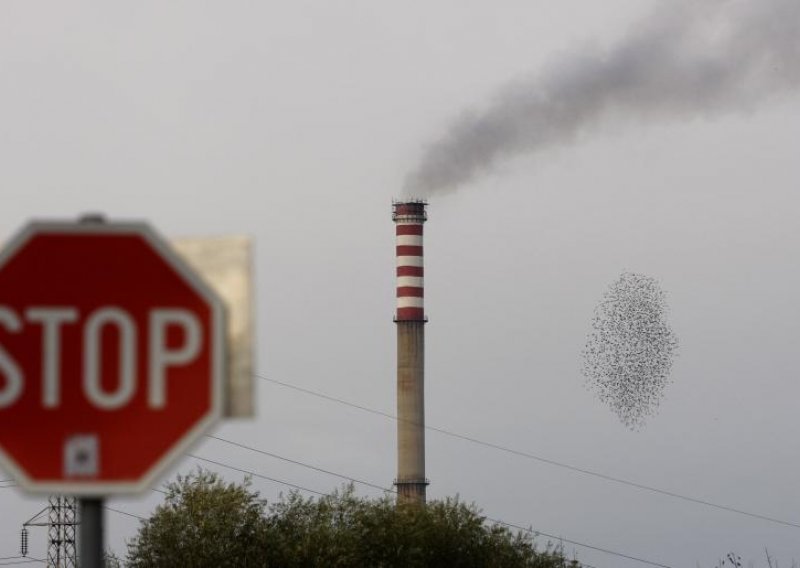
xmin=22 ymin=496 xmax=78 ymax=568
xmin=49 ymin=496 xmax=78 ymax=568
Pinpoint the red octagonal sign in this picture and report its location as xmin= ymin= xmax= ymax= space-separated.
xmin=0 ymin=221 xmax=225 ymax=494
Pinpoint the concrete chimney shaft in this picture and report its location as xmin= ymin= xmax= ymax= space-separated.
xmin=392 ymin=200 xmax=428 ymax=504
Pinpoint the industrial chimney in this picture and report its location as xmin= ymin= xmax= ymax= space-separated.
xmin=392 ymin=200 xmax=428 ymax=504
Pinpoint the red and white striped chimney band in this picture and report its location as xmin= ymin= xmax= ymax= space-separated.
xmin=393 ymin=202 xmax=427 ymax=321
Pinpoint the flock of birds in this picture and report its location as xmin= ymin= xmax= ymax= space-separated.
xmin=582 ymin=272 xmax=679 ymax=429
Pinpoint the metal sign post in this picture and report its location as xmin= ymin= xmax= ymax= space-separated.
xmin=79 ymin=498 xmax=104 ymax=568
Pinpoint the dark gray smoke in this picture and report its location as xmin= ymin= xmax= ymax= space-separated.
xmin=582 ymin=273 xmax=678 ymax=429
xmin=405 ymin=0 xmax=800 ymax=195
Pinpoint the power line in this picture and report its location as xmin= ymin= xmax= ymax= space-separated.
xmin=106 ymin=455 xmax=632 ymax=567
xmin=486 ymin=517 xmax=671 ymax=568
xmin=187 ymin=454 xmax=328 ymax=497
xmin=104 ymin=506 xmax=146 ymax=521
xmin=258 ymin=374 xmax=800 ymax=530
xmin=102 ymin=489 xmax=169 ymax=523
xmin=206 ymin=435 xmax=394 ymax=493
xmin=0 ymin=374 xmax=766 ymax=567
xmin=190 ymin=445 xmax=672 ymax=567
xmin=0 ymin=440 xmax=657 ymax=567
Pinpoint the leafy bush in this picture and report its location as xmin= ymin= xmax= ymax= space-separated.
xmin=125 ymin=469 xmax=580 ymax=568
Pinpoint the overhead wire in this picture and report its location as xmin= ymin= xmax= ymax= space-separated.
xmin=0 ymin=433 xmax=666 ymax=565
xmin=104 ymin=506 xmax=146 ymax=521
xmin=193 ymin=443 xmax=673 ymax=567
xmin=485 ymin=517 xmax=670 ymax=568
xmin=2 ymin=371 xmax=782 ymax=567
xmin=188 ymin=454 xmax=327 ymax=497
xmin=205 ymin=434 xmax=393 ymax=493
xmin=103 ymin=457 xmax=626 ymax=566
xmin=257 ymin=374 xmax=800 ymax=530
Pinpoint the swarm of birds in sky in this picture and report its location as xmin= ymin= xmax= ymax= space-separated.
xmin=583 ymin=272 xmax=678 ymax=429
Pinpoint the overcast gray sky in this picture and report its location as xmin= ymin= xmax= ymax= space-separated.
xmin=1 ymin=1 xmax=799 ymax=567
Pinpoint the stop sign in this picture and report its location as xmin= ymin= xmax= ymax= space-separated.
xmin=0 ymin=221 xmax=225 ymax=494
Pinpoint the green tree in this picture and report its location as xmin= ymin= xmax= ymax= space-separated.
xmin=262 ymin=488 xmax=577 ymax=568
xmin=126 ymin=469 xmax=270 ymax=568
xmin=125 ymin=469 xmax=580 ymax=568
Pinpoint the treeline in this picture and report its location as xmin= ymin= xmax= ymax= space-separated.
xmin=116 ymin=469 xmax=581 ymax=568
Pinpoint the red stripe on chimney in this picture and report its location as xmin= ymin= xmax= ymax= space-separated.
xmin=396 ymin=224 xmax=423 ymax=236
xmin=397 ymin=245 xmax=423 ymax=257
xmin=396 ymin=307 xmax=425 ymax=320
xmin=397 ymin=287 xmax=424 ymax=298
xmin=397 ymin=266 xmax=424 ymax=277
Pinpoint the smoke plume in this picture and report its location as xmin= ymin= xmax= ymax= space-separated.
xmin=582 ymin=273 xmax=678 ymax=430
xmin=404 ymin=0 xmax=800 ymax=195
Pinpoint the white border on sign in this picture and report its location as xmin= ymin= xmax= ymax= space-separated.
xmin=0 ymin=220 xmax=226 ymax=496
